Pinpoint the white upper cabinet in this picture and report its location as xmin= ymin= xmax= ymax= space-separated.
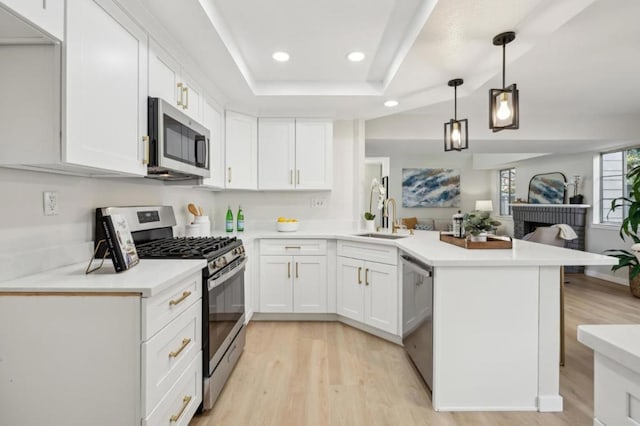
xmin=258 ymin=118 xmax=333 ymax=190
xmin=225 ymin=111 xmax=257 ymax=190
xmin=64 ymin=0 xmax=148 ymax=176
xmin=295 ymin=119 xmax=333 ymax=190
xmin=1 ymin=0 xmax=64 ymax=41
xmin=258 ymin=118 xmax=295 ymax=189
xmin=148 ymin=39 xmax=203 ymax=123
xmin=201 ymin=100 xmax=225 ymax=188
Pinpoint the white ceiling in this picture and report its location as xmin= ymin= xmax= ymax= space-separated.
xmin=138 ymin=0 xmax=640 ymax=152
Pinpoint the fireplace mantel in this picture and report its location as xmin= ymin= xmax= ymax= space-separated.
xmin=510 ymin=204 xmax=591 ymax=209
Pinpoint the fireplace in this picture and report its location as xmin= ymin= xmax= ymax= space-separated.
xmin=511 ymin=204 xmax=589 ymax=273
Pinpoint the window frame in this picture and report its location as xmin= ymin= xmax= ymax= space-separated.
xmin=598 ymin=146 xmax=640 ymax=225
xmin=499 ymin=167 xmax=516 ymax=216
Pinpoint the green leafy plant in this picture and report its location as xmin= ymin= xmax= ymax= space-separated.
xmin=463 ymin=210 xmax=501 ymax=236
xmin=606 ymin=164 xmax=640 ymax=279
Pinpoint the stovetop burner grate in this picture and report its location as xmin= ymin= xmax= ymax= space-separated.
xmin=135 ymin=236 xmax=239 ymax=259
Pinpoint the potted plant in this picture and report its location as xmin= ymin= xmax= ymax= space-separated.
xmin=605 ymin=165 xmax=640 ymax=298
xmin=565 ymin=175 xmax=584 ymax=204
xmin=364 ymin=178 xmax=385 ymax=232
xmin=463 ymin=210 xmax=501 ymax=242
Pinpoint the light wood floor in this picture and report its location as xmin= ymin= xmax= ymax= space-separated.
xmin=191 ymin=275 xmax=640 ymax=426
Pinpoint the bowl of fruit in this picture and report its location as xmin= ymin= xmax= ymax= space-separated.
xmin=276 ymin=217 xmax=299 ymax=232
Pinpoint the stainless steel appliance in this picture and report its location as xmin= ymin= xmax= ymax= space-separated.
xmin=147 ymin=97 xmax=210 ymax=181
xmin=94 ymin=206 xmax=246 ymax=411
xmin=401 ymin=254 xmax=434 ymax=390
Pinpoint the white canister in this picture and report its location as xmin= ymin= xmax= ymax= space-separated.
xmin=193 ymin=215 xmax=211 ymax=237
xmin=185 ymin=224 xmax=201 ymax=237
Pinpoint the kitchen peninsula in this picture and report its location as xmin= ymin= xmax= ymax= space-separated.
xmin=0 ymin=230 xmax=617 ymax=422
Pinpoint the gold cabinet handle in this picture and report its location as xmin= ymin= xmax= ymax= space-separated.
xmin=296 ymin=262 xmax=299 ymax=279
xmin=169 ymin=338 xmax=191 ymax=358
xmin=284 ymin=246 xmax=301 ymax=249
xmin=42 ymin=0 xmax=46 ymax=9
xmin=365 ymin=268 xmax=369 ymax=286
xmin=169 ymin=291 xmax=191 ymax=307
xmin=177 ymin=82 xmax=184 ymax=107
xmin=183 ymin=86 xmax=189 ymax=110
xmin=290 ymin=169 xmax=293 ymax=185
xmin=228 ymin=167 xmax=232 ymax=183
xmin=288 ymin=262 xmax=291 ymax=279
xmin=357 ymin=267 xmax=362 ymax=284
xmin=170 ymin=395 xmax=192 ymax=422
xmin=142 ymin=135 xmax=149 ymax=165
xmin=297 ymin=169 xmax=300 ymax=185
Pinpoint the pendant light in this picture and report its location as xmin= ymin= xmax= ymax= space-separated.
xmin=444 ymin=78 xmax=468 ymax=152
xmin=489 ymin=31 xmax=519 ymax=132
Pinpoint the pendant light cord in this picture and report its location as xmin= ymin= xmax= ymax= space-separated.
xmin=454 ymin=85 xmax=457 ymax=120
xmin=502 ymin=43 xmax=506 ymax=89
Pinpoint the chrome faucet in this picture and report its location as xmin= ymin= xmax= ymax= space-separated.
xmin=383 ymin=197 xmax=400 ymax=233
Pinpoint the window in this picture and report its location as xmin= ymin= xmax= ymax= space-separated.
xmin=600 ymin=148 xmax=640 ymax=224
xmin=499 ymin=168 xmax=516 ymax=216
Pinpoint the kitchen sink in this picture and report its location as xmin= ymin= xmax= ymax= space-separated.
xmin=354 ymin=233 xmax=408 ymax=240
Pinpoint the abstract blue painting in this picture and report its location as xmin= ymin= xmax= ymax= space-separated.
xmin=402 ymin=168 xmax=460 ymax=207
xmin=528 ymin=172 xmax=566 ymax=204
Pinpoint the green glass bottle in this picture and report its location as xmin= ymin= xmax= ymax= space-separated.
xmin=237 ymin=205 xmax=244 ymax=232
xmin=225 ymin=205 xmax=233 ymax=232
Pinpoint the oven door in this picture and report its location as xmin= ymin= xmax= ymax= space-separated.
xmin=203 ymin=257 xmax=246 ymax=377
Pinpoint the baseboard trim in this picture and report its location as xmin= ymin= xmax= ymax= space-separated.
xmin=584 ymin=269 xmax=628 ymax=286
xmin=434 ymin=405 xmax=538 ymax=412
xmin=250 ymin=312 xmax=403 ymax=345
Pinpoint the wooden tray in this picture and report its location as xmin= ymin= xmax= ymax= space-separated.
xmin=439 ymin=233 xmax=513 ymax=249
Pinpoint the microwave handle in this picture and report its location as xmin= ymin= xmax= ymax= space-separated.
xmin=195 ymin=135 xmax=208 ymax=168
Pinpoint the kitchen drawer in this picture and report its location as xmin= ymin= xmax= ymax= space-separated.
xmin=142 ymin=273 xmax=201 ymax=340
xmin=142 ymin=300 xmax=202 ymax=415
xmin=143 ymin=351 xmax=202 ymax=426
xmin=338 ymin=240 xmax=398 ymax=265
xmin=260 ymin=239 xmax=327 ymax=256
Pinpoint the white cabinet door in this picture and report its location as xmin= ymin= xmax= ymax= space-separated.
xmin=1 ymin=0 xmax=64 ymax=41
xmin=336 ymin=256 xmax=364 ymax=322
xmin=293 ymin=255 xmax=327 ymax=313
xmin=259 ymin=255 xmax=293 ymax=313
xmin=180 ymin=72 xmax=203 ymax=123
xmin=201 ymin=101 xmax=224 ymax=188
xmin=364 ymin=261 xmax=398 ymax=335
xmin=295 ymin=119 xmax=333 ymax=190
xmin=225 ymin=111 xmax=257 ymax=189
xmin=64 ymin=0 xmax=147 ymax=176
xmin=148 ymin=40 xmax=180 ymax=107
xmin=258 ymin=118 xmax=295 ymax=190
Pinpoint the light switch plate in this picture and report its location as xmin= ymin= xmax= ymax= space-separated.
xmin=43 ymin=191 xmax=58 ymax=216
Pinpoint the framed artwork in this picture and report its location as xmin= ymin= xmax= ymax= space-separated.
xmin=527 ymin=172 xmax=567 ymax=204
xmin=402 ymin=168 xmax=460 ymax=207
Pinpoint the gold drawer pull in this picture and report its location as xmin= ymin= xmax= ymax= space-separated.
xmin=142 ymin=135 xmax=149 ymax=165
xmin=288 ymin=262 xmax=291 ymax=279
xmin=169 ymin=338 xmax=191 ymax=358
xmin=284 ymin=246 xmax=301 ymax=249
xmin=170 ymin=395 xmax=192 ymax=422
xmin=357 ymin=267 xmax=362 ymax=284
xmin=169 ymin=291 xmax=191 ymax=307
xmin=365 ymin=268 xmax=369 ymax=286
xmin=295 ymin=262 xmax=299 ymax=279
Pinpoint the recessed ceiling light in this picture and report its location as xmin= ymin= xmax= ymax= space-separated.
xmin=347 ymin=51 xmax=366 ymax=62
xmin=272 ymin=51 xmax=290 ymax=62
xmin=384 ymin=100 xmax=399 ymax=107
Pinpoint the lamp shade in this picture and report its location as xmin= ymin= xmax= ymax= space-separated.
xmin=475 ymin=200 xmax=493 ymax=211
xmin=489 ymin=84 xmax=519 ymax=131
xmin=444 ymin=118 xmax=468 ymax=151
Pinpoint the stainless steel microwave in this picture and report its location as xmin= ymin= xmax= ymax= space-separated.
xmin=147 ymin=97 xmax=210 ymax=180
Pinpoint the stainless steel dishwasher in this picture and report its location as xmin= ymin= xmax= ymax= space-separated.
xmin=401 ymin=254 xmax=434 ymax=390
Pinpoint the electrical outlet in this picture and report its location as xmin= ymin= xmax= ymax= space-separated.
xmin=43 ymin=191 xmax=58 ymax=216
xmin=311 ymin=198 xmax=327 ymax=208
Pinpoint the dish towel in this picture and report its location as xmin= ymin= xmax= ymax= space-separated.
xmin=551 ymin=224 xmax=578 ymax=240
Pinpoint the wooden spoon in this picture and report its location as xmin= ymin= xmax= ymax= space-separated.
xmin=188 ymin=203 xmax=200 ymax=216
xmin=198 ymin=206 xmax=205 ymax=216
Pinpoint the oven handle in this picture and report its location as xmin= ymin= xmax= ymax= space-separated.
xmin=208 ymin=257 xmax=248 ymax=290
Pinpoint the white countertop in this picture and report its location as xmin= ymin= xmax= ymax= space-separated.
xmin=578 ymin=324 xmax=640 ymax=373
xmin=230 ymin=229 xmax=617 ymax=267
xmin=0 ymin=259 xmax=206 ymax=297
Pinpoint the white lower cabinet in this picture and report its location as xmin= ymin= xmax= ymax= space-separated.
xmin=260 ymin=255 xmax=327 ymax=313
xmin=259 ymin=239 xmax=328 ymax=313
xmin=337 ymin=241 xmax=399 ymax=335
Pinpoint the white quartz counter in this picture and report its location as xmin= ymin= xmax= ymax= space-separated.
xmin=229 ymin=229 xmax=616 ymax=268
xmin=578 ymin=324 xmax=640 ymax=373
xmin=0 ymin=259 xmax=206 ymax=297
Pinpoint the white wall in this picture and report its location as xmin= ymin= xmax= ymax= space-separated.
xmin=364 ymin=147 xmax=493 ymax=230
xmin=212 ymin=120 xmax=361 ymax=231
xmin=0 ymin=168 xmax=215 ymax=281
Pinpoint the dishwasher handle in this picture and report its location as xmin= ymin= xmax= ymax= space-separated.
xmin=401 ymin=255 xmax=433 ymax=277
